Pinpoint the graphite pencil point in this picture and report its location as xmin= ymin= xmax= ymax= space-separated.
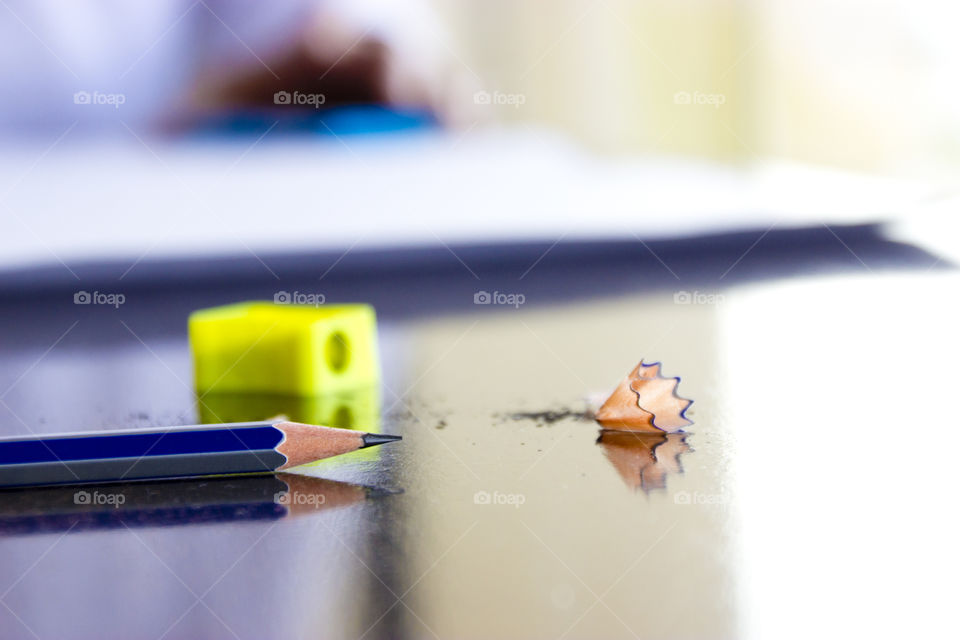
xmin=360 ymin=433 xmax=403 ymax=448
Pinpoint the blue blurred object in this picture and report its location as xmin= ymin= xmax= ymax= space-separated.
xmin=194 ymin=105 xmax=436 ymax=138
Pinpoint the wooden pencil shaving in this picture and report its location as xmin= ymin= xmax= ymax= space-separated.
xmin=594 ymin=361 xmax=692 ymax=432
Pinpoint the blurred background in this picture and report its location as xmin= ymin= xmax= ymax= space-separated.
xmin=438 ymin=0 xmax=960 ymax=174
xmin=6 ymin=0 xmax=960 ymax=171
xmin=1 ymin=0 xmax=958 ymax=279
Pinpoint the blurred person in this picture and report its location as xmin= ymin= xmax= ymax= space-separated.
xmin=0 ymin=0 xmax=469 ymax=135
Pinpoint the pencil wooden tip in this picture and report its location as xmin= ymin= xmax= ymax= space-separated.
xmin=360 ymin=433 xmax=402 ymax=448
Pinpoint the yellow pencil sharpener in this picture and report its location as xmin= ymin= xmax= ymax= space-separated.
xmin=188 ymin=302 xmax=380 ymax=397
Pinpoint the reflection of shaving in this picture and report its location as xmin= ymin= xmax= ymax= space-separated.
xmin=595 ymin=361 xmax=693 ymax=432
xmin=598 ymin=431 xmax=691 ymax=492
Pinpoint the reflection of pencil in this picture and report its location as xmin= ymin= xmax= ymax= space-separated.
xmin=0 ymin=421 xmax=401 ymax=488
xmin=0 ymin=474 xmax=397 ymax=536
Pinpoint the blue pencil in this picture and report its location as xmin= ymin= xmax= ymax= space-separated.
xmin=0 ymin=421 xmax=400 ymax=488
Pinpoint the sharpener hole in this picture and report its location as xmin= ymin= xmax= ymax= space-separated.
xmin=325 ymin=331 xmax=350 ymax=373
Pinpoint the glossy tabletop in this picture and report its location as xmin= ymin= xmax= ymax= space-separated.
xmin=0 ymin=229 xmax=955 ymax=639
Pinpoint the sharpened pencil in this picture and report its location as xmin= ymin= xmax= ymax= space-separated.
xmin=0 ymin=421 xmax=401 ymax=488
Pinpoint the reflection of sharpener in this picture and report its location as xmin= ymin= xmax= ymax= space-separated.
xmin=189 ymin=302 xmax=382 ymax=456
xmin=196 ymin=389 xmax=380 ymax=433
